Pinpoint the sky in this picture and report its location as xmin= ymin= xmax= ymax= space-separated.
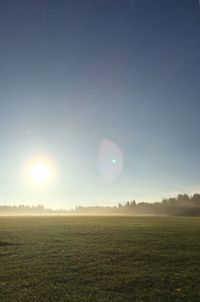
xmin=0 ymin=0 xmax=200 ymax=209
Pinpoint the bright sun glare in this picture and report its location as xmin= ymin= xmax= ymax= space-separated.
xmin=31 ymin=162 xmax=50 ymax=184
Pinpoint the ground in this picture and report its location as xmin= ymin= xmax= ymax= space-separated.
xmin=0 ymin=216 xmax=200 ymax=302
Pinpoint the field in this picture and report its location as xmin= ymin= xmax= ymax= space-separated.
xmin=1 ymin=216 xmax=200 ymax=302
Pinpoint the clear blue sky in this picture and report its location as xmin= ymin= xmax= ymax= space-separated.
xmin=0 ymin=0 xmax=200 ymax=209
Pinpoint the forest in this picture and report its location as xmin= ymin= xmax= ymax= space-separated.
xmin=1 ymin=194 xmax=200 ymax=216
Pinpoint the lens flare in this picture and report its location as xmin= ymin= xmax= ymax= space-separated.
xmin=98 ymin=139 xmax=124 ymax=182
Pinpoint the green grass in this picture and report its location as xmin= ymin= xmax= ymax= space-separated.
xmin=1 ymin=216 xmax=200 ymax=301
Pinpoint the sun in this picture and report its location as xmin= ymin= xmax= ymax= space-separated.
xmin=31 ymin=162 xmax=50 ymax=184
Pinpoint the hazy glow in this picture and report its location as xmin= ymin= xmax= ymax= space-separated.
xmin=31 ymin=163 xmax=50 ymax=184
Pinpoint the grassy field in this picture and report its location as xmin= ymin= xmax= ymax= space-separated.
xmin=1 ymin=216 xmax=200 ymax=302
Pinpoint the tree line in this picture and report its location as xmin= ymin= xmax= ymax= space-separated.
xmin=1 ymin=194 xmax=200 ymax=216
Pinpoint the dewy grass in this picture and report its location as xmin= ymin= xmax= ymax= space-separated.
xmin=1 ymin=216 xmax=200 ymax=302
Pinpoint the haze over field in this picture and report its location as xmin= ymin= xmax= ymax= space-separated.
xmin=0 ymin=1 xmax=200 ymax=208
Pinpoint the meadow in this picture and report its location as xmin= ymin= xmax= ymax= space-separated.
xmin=0 ymin=216 xmax=200 ymax=302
